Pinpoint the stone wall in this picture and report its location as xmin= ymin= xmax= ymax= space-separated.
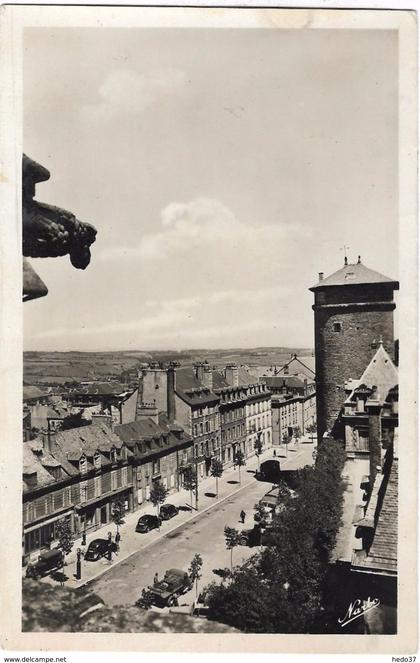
xmin=314 ymin=305 xmax=395 ymax=439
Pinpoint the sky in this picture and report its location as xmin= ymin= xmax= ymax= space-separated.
xmin=23 ymin=27 xmax=398 ymax=351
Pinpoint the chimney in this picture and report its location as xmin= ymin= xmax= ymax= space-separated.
xmin=136 ymin=402 xmax=159 ymax=425
xmin=42 ymin=430 xmax=56 ymax=453
xmin=194 ymin=363 xmax=204 ymax=383
xmin=92 ymin=413 xmax=113 ymax=429
xmin=203 ymin=364 xmax=213 ymax=390
xmin=225 ymin=363 xmax=239 ymax=387
xmin=318 ymin=272 xmax=324 ymax=281
xmin=167 ymin=365 xmax=176 ymax=423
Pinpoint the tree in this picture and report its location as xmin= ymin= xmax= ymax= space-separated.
xmin=254 ymin=433 xmax=263 ymax=470
xmin=293 ymin=426 xmax=302 ymax=447
xmin=149 ymin=481 xmax=168 ymax=529
xmin=306 ymin=422 xmax=317 ymax=437
xmin=182 ymin=465 xmax=197 ymax=510
xmin=210 ymin=458 xmax=223 ymax=497
xmin=188 ymin=553 xmax=203 ymax=598
xmin=282 ymin=431 xmax=291 ymax=456
xmin=234 ymin=449 xmax=245 ymax=484
xmin=61 ymin=411 xmax=90 ymax=431
xmin=224 ymin=526 xmax=241 ymax=569
xmin=55 ymin=518 xmax=74 ymax=563
xmin=204 ymin=440 xmax=347 ymax=634
xmin=111 ymin=499 xmax=125 ymax=534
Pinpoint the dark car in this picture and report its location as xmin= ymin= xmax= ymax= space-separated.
xmin=136 ymin=514 xmax=161 ymax=533
xmin=25 ymin=548 xmax=64 ymax=579
xmin=84 ymin=538 xmax=117 ymax=562
xmin=159 ymin=504 xmax=179 ymax=521
xmin=256 ymin=459 xmax=281 ymax=483
xmin=239 ymin=525 xmax=278 ymax=547
xmin=146 ymin=568 xmax=192 ymax=607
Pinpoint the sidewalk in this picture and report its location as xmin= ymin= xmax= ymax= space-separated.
xmin=44 ymin=442 xmax=313 ymax=589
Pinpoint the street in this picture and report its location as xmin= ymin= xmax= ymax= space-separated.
xmin=88 ymin=441 xmax=315 ymax=608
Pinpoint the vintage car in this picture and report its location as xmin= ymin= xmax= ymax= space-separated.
xmin=146 ymin=568 xmax=192 ymax=608
xmin=84 ymin=538 xmax=117 ymax=562
xmin=238 ymin=524 xmax=278 ymax=547
xmin=159 ymin=504 xmax=179 ymax=521
xmin=136 ymin=514 xmax=161 ymax=533
xmin=25 ymin=548 xmax=64 ymax=579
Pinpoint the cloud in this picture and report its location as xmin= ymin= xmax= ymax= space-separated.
xmin=207 ymin=286 xmax=287 ymax=305
xmin=81 ymin=67 xmax=188 ymax=121
xmin=100 ymin=197 xmax=311 ymax=261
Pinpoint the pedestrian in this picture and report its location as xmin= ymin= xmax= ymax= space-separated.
xmin=240 ymin=509 xmax=246 ymax=524
xmin=115 ymin=531 xmax=121 ymax=550
xmin=154 ymin=572 xmax=159 ymax=586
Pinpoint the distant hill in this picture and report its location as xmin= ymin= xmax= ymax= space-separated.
xmin=23 ymin=347 xmax=314 ymax=386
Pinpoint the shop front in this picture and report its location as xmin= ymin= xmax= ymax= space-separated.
xmin=74 ymin=486 xmax=133 ymax=537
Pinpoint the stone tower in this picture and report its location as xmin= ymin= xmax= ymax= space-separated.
xmin=310 ymin=257 xmax=399 ymax=441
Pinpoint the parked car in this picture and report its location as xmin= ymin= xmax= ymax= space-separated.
xmin=159 ymin=504 xmax=179 ymax=520
xmin=136 ymin=514 xmax=161 ymax=533
xmin=146 ymin=568 xmax=192 ymax=607
xmin=84 ymin=538 xmax=117 ymax=562
xmin=25 ymin=548 xmax=64 ymax=579
xmin=238 ymin=525 xmax=278 ymax=547
xmin=256 ymin=459 xmax=281 ymax=483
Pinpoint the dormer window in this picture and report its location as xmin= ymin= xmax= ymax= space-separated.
xmin=121 ymin=446 xmax=128 ymax=460
xmin=110 ymin=447 xmax=118 ymax=463
xmin=79 ymin=455 xmax=87 ymax=474
xmin=93 ymin=452 xmax=101 ymax=470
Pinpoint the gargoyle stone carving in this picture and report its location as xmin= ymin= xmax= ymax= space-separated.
xmin=22 ymin=154 xmax=98 ymax=300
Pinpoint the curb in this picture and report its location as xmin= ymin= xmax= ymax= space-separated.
xmin=80 ymin=475 xmax=257 ymax=589
xmin=60 ymin=444 xmax=311 ymax=590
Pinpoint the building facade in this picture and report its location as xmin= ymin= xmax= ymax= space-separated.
xmin=22 ymin=421 xmax=133 ymax=563
xmin=242 ymin=384 xmax=272 ymax=458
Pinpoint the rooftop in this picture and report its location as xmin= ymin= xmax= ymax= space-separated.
xmin=345 ymin=342 xmax=398 ymax=404
xmin=310 ymin=259 xmax=399 ymax=291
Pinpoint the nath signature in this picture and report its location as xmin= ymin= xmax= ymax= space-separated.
xmin=338 ymin=597 xmax=380 ymax=627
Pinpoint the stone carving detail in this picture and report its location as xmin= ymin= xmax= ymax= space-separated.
xmin=22 ymin=154 xmax=97 ymax=270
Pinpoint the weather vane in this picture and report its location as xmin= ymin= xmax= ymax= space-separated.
xmin=340 ymin=245 xmax=350 ymax=265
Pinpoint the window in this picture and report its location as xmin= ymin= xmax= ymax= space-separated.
xmin=200 ymin=423 xmax=203 ymax=435
xmin=79 ymin=456 xmax=87 ymax=475
xmin=93 ymin=452 xmax=101 ymax=470
xmin=333 ymin=322 xmax=342 ymax=332
xmin=205 ymin=421 xmax=210 ymax=432
xmin=193 ymin=424 xmax=198 ymax=437
xmin=152 ymin=459 xmax=160 ymax=475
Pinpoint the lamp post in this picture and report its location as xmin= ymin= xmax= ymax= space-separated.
xmin=75 ymin=548 xmax=82 ymax=581
xmin=107 ymin=531 xmax=113 ymax=562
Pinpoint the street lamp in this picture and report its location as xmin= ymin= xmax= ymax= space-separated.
xmin=75 ymin=548 xmax=82 ymax=580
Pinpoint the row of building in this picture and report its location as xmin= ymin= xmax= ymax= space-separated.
xmin=22 ymin=362 xmax=276 ymax=563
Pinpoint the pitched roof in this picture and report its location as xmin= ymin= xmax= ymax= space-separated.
xmin=310 ymin=261 xmax=399 ymax=290
xmin=263 ymin=376 xmax=306 ymax=390
xmin=175 ymin=367 xmax=220 ymax=406
xmin=23 ymin=444 xmax=56 ymax=491
xmin=212 ymin=371 xmax=230 ymax=389
xmin=54 ymin=423 xmax=123 ymax=461
xmin=23 ymin=385 xmax=48 ymax=401
xmin=355 ymin=343 xmax=398 ymax=403
xmin=278 ymin=355 xmax=315 ymax=378
xmin=114 ymin=419 xmax=164 ymax=443
xmin=353 ymin=457 xmax=398 ymax=574
xmin=237 ymin=366 xmax=259 ymax=386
